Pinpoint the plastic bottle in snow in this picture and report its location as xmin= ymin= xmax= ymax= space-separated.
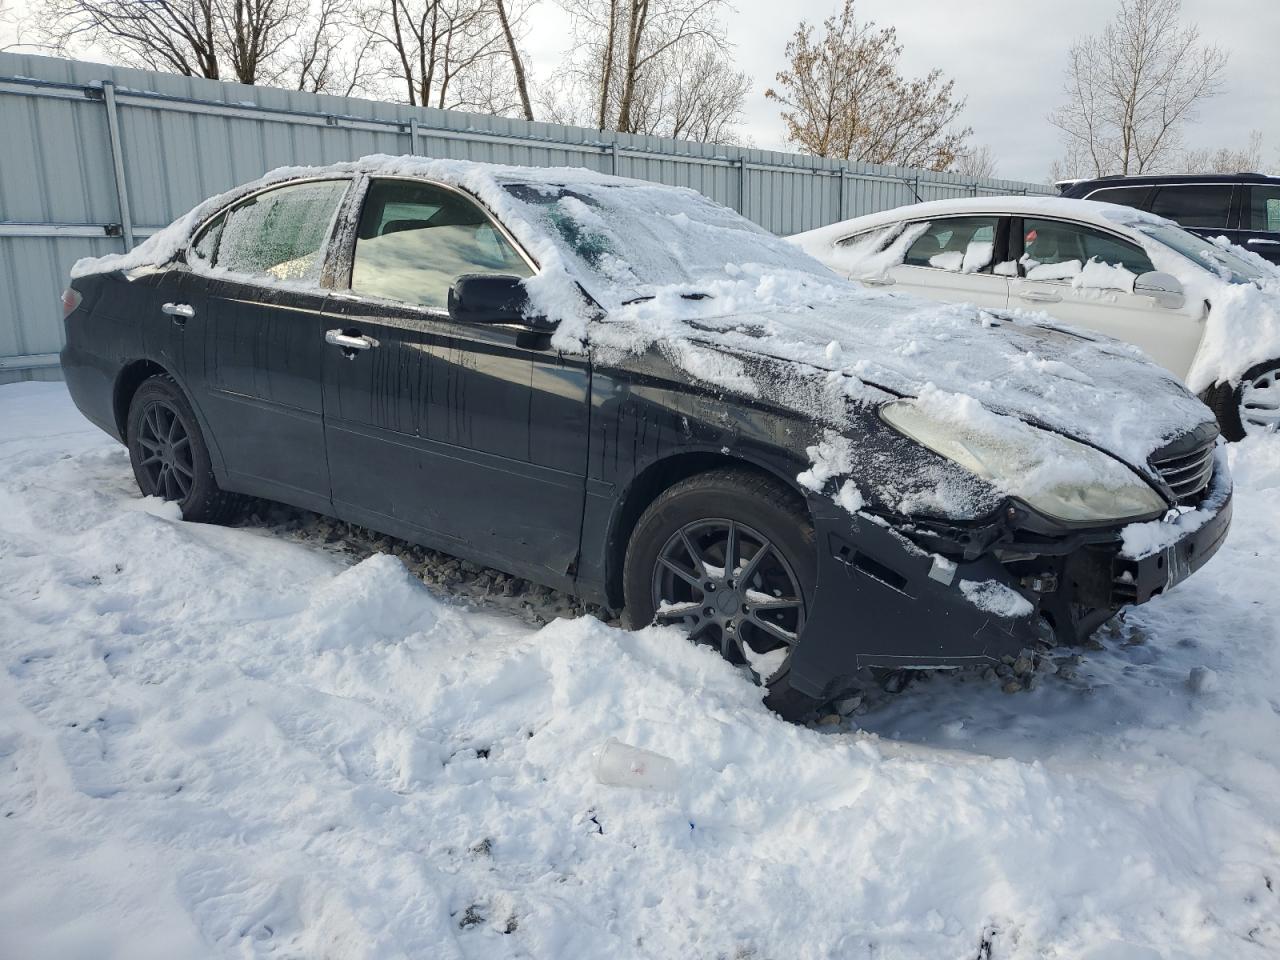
xmin=594 ymin=738 xmax=680 ymax=791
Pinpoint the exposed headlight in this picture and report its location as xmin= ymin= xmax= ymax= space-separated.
xmin=881 ymin=395 xmax=1166 ymax=523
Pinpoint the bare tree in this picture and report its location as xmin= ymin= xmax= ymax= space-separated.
xmin=1181 ymin=130 xmax=1264 ymax=174
xmin=552 ymin=0 xmax=732 ymax=135
xmin=39 ymin=0 xmax=225 ymax=78
xmin=658 ymin=44 xmax=746 ymax=142
xmin=1 ymin=0 xmax=24 ymax=50
xmin=295 ymin=0 xmax=380 ymax=94
xmin=360 ymin=0 xmax=518 ymax=110
xmin=766 ymin=0 xmax=970 ymax=171
xmin=219 ymin=0 xmax=307 ymax=85
xmin=952 ymin=144 xmax=997 ymax=180
xmin=1050 ymin=0 xmax=1227 ymax=178
xmin=36 ymin=0 xmax=369 ymax=90
xmin=492 ymin=0 xmax=534 ymax=120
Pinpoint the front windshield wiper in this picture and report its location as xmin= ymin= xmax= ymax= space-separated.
xmin=621 ymin=291 xmax=714 ymax=306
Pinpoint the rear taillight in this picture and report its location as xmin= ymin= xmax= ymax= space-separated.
xmin=61 ymin=287 xmax=82 ymax=317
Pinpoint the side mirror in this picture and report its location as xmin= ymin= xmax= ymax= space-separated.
xmin=448 ymin=274 xmax=551 ymax=330
xmin=1134 ymin=271 xmax=1185 ymax=310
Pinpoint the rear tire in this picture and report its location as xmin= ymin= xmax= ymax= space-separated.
xmin=1206 ymin=358 xmax=1280 ymax=441
xmin=622 ymin=467 xmax=825 ymax=721
xmin=126 ymin=375 xmax=242 ymax=524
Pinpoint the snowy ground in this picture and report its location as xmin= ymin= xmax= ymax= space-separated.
xmin=2 ymin=381 xmax=1279 ymax=960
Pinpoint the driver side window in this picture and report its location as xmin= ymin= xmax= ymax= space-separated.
xmin=350 ymin=179 xmax=533 ymax=310
xmin=1020 ymin=218 xmax=1154 ymax=281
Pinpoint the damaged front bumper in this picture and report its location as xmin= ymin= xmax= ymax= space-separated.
xmin=785 ymin=449 xmax=1233 ymax=701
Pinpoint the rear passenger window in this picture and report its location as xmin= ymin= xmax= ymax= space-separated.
xmin=1249 ymin=186 xmax=1280 ymax=232
xmin=350 ymin=179 xmax=532 ymax=310
xmin=1149 ymin=185 xmax=1234 ymax=228
xmin=194 ymin=179 xmax=349 ymax=283
xmin=902 ymin=217 xmax=998 ymax=272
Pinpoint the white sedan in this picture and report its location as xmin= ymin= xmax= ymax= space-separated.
xmin=790 ymin=196 xmax=1280 ymax=439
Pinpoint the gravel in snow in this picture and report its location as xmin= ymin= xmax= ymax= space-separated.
xmin=2 ymin=380 xmax=1280 ymax=959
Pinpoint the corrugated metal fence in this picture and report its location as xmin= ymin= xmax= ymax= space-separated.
xmin=0 ymin=51 xmax=1052 ymax=383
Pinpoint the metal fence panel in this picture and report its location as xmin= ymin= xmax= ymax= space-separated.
xmin=0 ymin=51 xmax=1052 ymax=383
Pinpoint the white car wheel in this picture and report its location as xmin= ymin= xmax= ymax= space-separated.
xmin=1240 ymin=365 xmax=1280 ymax=435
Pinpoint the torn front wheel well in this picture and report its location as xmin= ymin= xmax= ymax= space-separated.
xmin=604 ymin=452 xmax=811 ymax=611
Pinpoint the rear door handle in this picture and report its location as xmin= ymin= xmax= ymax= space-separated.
xmin=162 ymin=302 xmax=195 ymax=320
xmin=325 ymin=328 xmax=379 ymax=352
xmin=1246 ymin=238 xmax=1280 ymax=246
xmin=1017 ymin=290 xmax=1062 ymax=303
xmin=860 ymin=276 xmax=895 ymax=286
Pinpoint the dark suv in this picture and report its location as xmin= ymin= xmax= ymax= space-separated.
xmin=1059 ymin=173 xmax=1280 ymax=264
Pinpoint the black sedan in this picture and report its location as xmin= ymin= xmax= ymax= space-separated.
xmin=60 ymin=157 xmax=1232 ymax=719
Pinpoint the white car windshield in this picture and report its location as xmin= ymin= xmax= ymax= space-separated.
xmin=1139 ymin=224 xmax=1268 ymax=285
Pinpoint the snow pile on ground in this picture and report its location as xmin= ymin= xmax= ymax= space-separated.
xmin=4 ymin=381 xmax=1280 ymax=959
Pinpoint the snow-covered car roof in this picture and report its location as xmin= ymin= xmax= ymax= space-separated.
xmin=789 ymin=195 xmax=1280 ymax=394
xmin=72 ymin=156 xmax=1218 ymax=499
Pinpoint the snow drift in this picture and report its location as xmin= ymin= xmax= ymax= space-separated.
xmin=3 ymin=381 xmax=1279 ymax=959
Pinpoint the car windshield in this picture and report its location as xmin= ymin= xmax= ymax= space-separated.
xmin=499 ymin=177 xmax=835 ymax=304
xmin=1139 ymin=223 xmax=1267 ymax=285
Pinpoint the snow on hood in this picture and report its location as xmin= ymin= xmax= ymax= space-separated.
xmin=605 ymin=278 xmax=1212 ymax=469
xmin=71 ymin=155 xmax=1214 ymax=469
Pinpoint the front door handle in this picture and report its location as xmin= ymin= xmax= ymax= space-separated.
xmin=1017 ymin=289 xmax=1062 ymax=303
xmin=162 ymin=302 xmax=195 ymax=320
xmin=325 ymin=328 xmax=379 ymax=353
xmin=859 ymin=275 xmax=895 ymax=286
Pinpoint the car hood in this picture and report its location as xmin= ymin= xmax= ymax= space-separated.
xmin=597 ymin=281 xmax=1216 ymax=470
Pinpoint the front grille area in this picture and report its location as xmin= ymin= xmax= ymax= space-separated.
xmin=1150 ymin=438 xmax=1215 ymax=505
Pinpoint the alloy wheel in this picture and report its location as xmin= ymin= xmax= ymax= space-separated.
xmin=1240 ymin=366 xmax=1280 ymax=434
xmin=650 ymin=518 xmax=806 ymax=683
xmin=135 ymin=400 xmax=195 ymax=503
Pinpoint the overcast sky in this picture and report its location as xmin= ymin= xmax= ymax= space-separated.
xmin=524 ymin=0 xmax=1278 ymax=182
xmin=3 ymin=0 xmax=1275 ymax=183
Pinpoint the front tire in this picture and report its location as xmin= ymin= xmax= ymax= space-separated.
xmin=126 ymin=375 xmax=241 ymax=524
xmin=622 ymin=468 xmax=824 ymax=721
xmin=1206 ymin=359 xmax=1280 ymax=441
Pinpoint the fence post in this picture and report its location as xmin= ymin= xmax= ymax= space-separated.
xmin=838 ymin=166 xmax=848 ymax=221
xmin=101 ymin=80 xmax=134 ymax=250
xmin=737 ymin=156 xmax=747 ymax=216
xmin=611 ymin=140 xmax=620 ymax=175
xmin=408 ymin=117 xmax=419 ymax=156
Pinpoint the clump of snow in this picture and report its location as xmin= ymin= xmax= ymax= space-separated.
xmin=835 ymin=479 xmax=864 ymax=513
xmin=797 ymin=429 xmax=854 ymax=493
xmin=958 ymin=578 xmax=1035 ymax=618
xmin=1024 ymin=258 xmax=1081 ymax=281
xmin=594 ymin=738 xmax=680 ymax=791
xmin=1187 ymin=666 xmax=1218 ymax=694
xmin=1120 ymin=446 xmax=1232 ymax=559
xmin=1073 ymin=258 xmax=1137 ymax=292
